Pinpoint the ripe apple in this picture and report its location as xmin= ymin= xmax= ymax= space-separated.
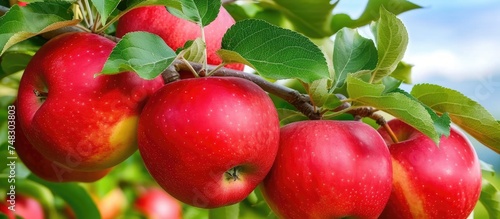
xmin=134 ymin=188 xmax=182 ymax=219
xmin=0 ymin=203 xmax=15 ymax=219
xmin=377 ymin=119 xmax=482 ymax=219
xmin=96 ymin=188 xmax=127 ymax=219
xmin=138 ymin=77 xmax=280 ymax=208
xmin=261 ymin=120 xmax=393 ymax=219
xmin=116 ymin=6 xmax=244 ymax=71
xmin=1 ymin=195 xmax=45 ymax=219
xmin=17 ymin=32 xmax=164 ymax=171
xmin=14 ymin=112 xmax=110 ymax=182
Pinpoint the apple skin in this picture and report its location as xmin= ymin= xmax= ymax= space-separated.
xmin=14 ymin=111 xmax=110 ymax=182
xmin=261 ymin=120 xmax=393 ymax=219
xmin=0 ymin=203 xmax=15 ymax=219
xmin=1 ymin=195 xmax=45 ymax=219
xmin=116 ymin=6 xmax=244 ymax=71
xmin=377 ymin=119 xmax=482 ymax=219
xmin=17 ymin=32 xmax=164 ymax=171
xmin=134 ymin=188 xmax=182 ymax=219
xmin=138 ymin=77 xmax=280 ymax=208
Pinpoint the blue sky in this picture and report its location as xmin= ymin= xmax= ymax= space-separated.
xmin=336 ymin=0 xmax=500 ymax=165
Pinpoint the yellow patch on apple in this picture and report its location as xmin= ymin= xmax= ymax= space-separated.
xmin=105 ymin=116 xmax=139 ymax=164
xmin=392 ymin=158 xmax=428 ymax=219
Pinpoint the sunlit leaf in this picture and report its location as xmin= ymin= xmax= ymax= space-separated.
xmin=331 ymin=0 xmax=421 ymax=33
xmin=90 ymin=0 xmax=120 ymax=26
xmin=347 ymin=76 xmax=439 ymax=143
xmin=411 ymin=84 xmax=500 ymax=153
xmin=479 ymin=179 xmax=500 ymax=219
xmin=333 ymin=28 xmax=377 ymax=88
xmin=391 ymin=61 xmax=413 ymax=84
xmin=267 ymin=0 xmax=337 ymax=38
xmin=0 ymin=2 xmax=79 ymax=55
xmin=369 ymin=7 xmax=408 ymax=83
xmin=100 ymin=31 xmax=177 ymax=80
xmin=178 ymin=38 xmax=206 ymax=63
xmin=167 ymin=0 xmax=221 ymax=26
xmin=393 ymin=88 xmax=451 ymax=139
xmin=219 ymin=19 xmax=329 ymax=83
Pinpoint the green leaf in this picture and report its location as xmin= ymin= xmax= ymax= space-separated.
xmin=0 ymin=52 xmax=31 ymax=77
xmin=322 ymin=94 xmax=343 ymax=110
xmin=246 ymin=190 xmax=259 ymax=205
xmin=479 ymin=179 xmax=500 ymax=219
xmin=381 ymin=76 xmax=402 ymax=93
xmin=333 ymin=28 xmax=377 ymax=88
xmin=116 ymin=0 xmax=182 ymax=23
xmin=100 ymin=31 xmax=177 ymax=80
xmin=28 ymin=174 xmax=101 ymax=219
xmin=0 ymin=2 xmax=79 ymax=55
xmin=254 ymin=8 xmax=288 ymax=27
xmin=265 ymin=0 xmax=337 ymax=38
xmin=219 ymin=19 xmax=329 ymax=83
xmin=410 ymin=84 xmax=500 ymax=153
xmin=348 ymin=75 xmax=385 ymax=97
xmin=369 ymin=7 xmax=408 ymax=83
xmin=330 ymin=0 xmax=421 ymax=33
xmin=355 ymin=0 xmax=421 ymax=27
xmin=90 ymin=0 xmax=120 ymax=26
xmin=224 ymin=3 xmax=256 ymax=21
xmin=167 ymin=0 xmax=221 ymax=26
xmin=125 ymin=0 xmax=181 ymax=9
xmin=393 ymin=88 xmax=451 ymax=139
xmin=391 ymin=61 xmax=413 ymax=83
xmin=309 ymin=78 xmax=331 ymax=107
xmin=0 ymin=177 xmax=53 ymax=209
xmin=209 ymin=203 xmax=239 ymax=219
xmin=277 ymin=108 xmax=308 ymax=126
xmin=347 ymin=76 xmax=439 ymax=143
xmin=480 ymin=160 xmax=495 ymax=176
xmin=178 ymin=38 xmax=206 ymax=63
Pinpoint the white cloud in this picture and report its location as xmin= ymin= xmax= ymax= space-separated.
xmin=406 ymin=40 xmax=500 ymax=82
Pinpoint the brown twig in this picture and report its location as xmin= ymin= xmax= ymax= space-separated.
xmin=347 ymin=107 xmax=399 ymax=143
xmin=167 ymin=60 xmax=322 ymax=120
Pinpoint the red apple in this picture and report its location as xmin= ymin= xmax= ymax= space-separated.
xmin=96 ymin=188 xmax=127 ymax=219
xmin=261 ymin=120 xmax=393 ymax=219
xmin=134 ymin=188 xmax=182 ymax=219
xmin=377 ymin=119 xmax=482 ymax=219
xmin=116 ymin=6 xmax=244 ymax=71
xmin=17 ymin=32 xmax=164 ymax=171
xmin=138 ymin=77 xmax=280 ymax=208
xmin=13 ymin=111 xmax=110 ymax=182
xmin=2 ymin=195 xmax=45 ymax=219
xmin=0 ymin=203 xmax=15 ymax=219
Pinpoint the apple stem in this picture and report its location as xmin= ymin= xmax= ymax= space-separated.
xmin=76 ymin=1 xmax=91 ymax=28
xmin=180 ymin=57 xmax=200 ymax=77
xmin=347 ymin=107 xmax=400 ymax=143
xmin=200 ymin=24 xmax=208 ymax=73
xmin=382 ymin=123 xmax=399 ymax=144
xmin=83 ymin=0 xmax=94 ymax=30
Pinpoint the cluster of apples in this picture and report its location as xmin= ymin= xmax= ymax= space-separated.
xmin=14 ymin=5 xmax=482 ymax=219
